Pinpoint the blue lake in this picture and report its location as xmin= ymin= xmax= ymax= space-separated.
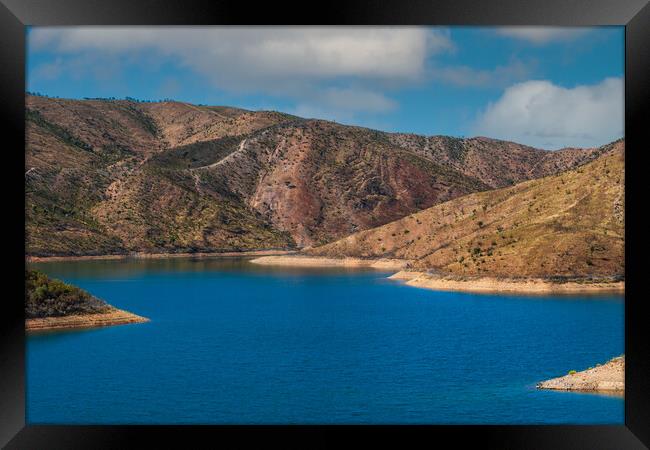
xmin=27 ymin=257 xmax=624 ymax=424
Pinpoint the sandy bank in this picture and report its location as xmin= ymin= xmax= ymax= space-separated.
xmin=26 ymin=308 xmax=149 ymax=332
xmin=250 ymin=255 xmax=410 ymax=270
xmin=389 ymin=271 xmax=625 ymax=295
xmin=537 ymin=356 xmax=624 ymax=394
xmin=26 ymin=249 xmax=296 ymax=263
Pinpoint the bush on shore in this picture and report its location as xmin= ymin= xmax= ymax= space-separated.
xmin=25 ymin=269 xmax=111 ymax=318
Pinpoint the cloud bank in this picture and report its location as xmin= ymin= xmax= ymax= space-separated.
xmin=31 ymin=27 xmax=452 ymax=81
xmin=30 ymin=27 xmax=453 ymax=116
xmin=473 ymin=77 xmax=623 ymax=149
xmin=29 ymin=27 xmax=622 ymax=147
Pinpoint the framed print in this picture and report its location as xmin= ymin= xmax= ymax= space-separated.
xmin=1 ymin=0 xmax=649 ymax=448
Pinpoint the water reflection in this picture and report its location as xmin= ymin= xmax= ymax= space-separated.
xmin=30 ymin=256 xmax=385 ymax=280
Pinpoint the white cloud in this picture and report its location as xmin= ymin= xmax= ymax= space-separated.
xmin=30 ymin=27 xmax=451 ymax=86
xmin=473 ymin=78 xmax=623 ymax=149
xmin=496 ymin=27 xmax=589 ymax=44
xmin=30 ymin=26 xmax=454 ymax=116
xmin=431 ymin=58 xmax=536 ymax=88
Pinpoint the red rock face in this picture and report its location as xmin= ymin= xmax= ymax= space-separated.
xmin=242 ymin=123 xmax=489 ymax=247
xmin=25 ymin=94 xmax=617 ymax=256
xmin=249 ymin=131 xmax=322 ymax=247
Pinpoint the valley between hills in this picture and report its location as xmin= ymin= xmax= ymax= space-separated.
xmin=26 ymin=94 xmax=624 ymax=290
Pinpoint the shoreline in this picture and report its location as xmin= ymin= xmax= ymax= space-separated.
xmin=250 ymin=255 xmax=410 ymax=271
xmin=28 ymin=251 xmax=624 ymax=295
xmin=26 ymin=249 xmax=297 ymax=263
xmin=537 ymin=356 xmax=624 ymax=394
xmin=249 ymin=256 xmax=624 ymax=295
xmin=26 ymin=307 xmax=149 ymax=332
xmin=389 ymin=271 xmax=625 ymax=295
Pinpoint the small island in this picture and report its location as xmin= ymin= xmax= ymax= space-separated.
xmin=26 ymin=269 xmax=148 ymax=332
xmin=537 ymin=356 xmax=624 ymax=394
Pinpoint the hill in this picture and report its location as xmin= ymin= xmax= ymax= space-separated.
xmin=307 ymin=141 xmax=624 ymax=279
xmin=26 ymin=94 xmax=616 ymax=257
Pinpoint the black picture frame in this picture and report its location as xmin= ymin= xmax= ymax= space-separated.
xmin=1 ymin=0 xmax=648 ymax=448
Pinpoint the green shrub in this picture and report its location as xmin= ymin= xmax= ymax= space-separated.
xmin=568 ymin=370 xmax=577 ymax=375
xmin=25 ymin=270 xmax=110 ymax=318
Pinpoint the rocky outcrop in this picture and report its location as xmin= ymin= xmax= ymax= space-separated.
xmin=537 ymin=356 xmax=624 ymax=393
xmin=26 ymin=307 xmax=149 ymax=332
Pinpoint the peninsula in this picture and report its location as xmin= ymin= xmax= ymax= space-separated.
xmin=537 ymin=356 xmax=625 ymax=394
xmin=25 ymin=269 xmax=148 ymax=332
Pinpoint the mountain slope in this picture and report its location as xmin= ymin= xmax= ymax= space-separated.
xmin=308 ymin=141 xmax=624 ymax=279
xmin=26 ymin=96 xmax=299 ymax=255
xmin=25 ymin=94 xmax=618 ymax=257
xmin=388 ymin=134 xmax=613 ymax=189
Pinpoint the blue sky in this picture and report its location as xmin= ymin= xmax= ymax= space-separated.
xmin=26 ymin=26 xmax=623 ymax=149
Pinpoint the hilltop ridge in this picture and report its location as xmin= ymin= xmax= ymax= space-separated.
xmin=26 ymin=94 xmax=620 ymax=257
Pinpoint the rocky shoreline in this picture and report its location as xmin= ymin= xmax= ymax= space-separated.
xmin=249 ymin=256 xmax=624 ymax=295
xmin=26 ymin=308 xmax=149 ymax=332
xmin=250 ymin=255 xmax=410 ymax=270
xmin=537 ymin=356 xmax=624 ymax=394
xmin=26 ymin=249 xmax=296 ymax=263
xmin=388 ymin=271 xmax=625 ymax=295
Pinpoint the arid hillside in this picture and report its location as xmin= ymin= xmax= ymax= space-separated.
xmin=25 ymin=94 xmax=618 ymax=256
xmin=308 ymin=141 xmax=624 ymax=279
xmin=25 ymin=95 xmax=299 ymax=255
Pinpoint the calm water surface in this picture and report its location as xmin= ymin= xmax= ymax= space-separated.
xmin=27 ymin=257 xmax=624 ymax=424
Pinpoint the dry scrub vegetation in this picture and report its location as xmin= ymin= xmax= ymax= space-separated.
xmin=309 ymin=142 xmax=624 ymax=279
